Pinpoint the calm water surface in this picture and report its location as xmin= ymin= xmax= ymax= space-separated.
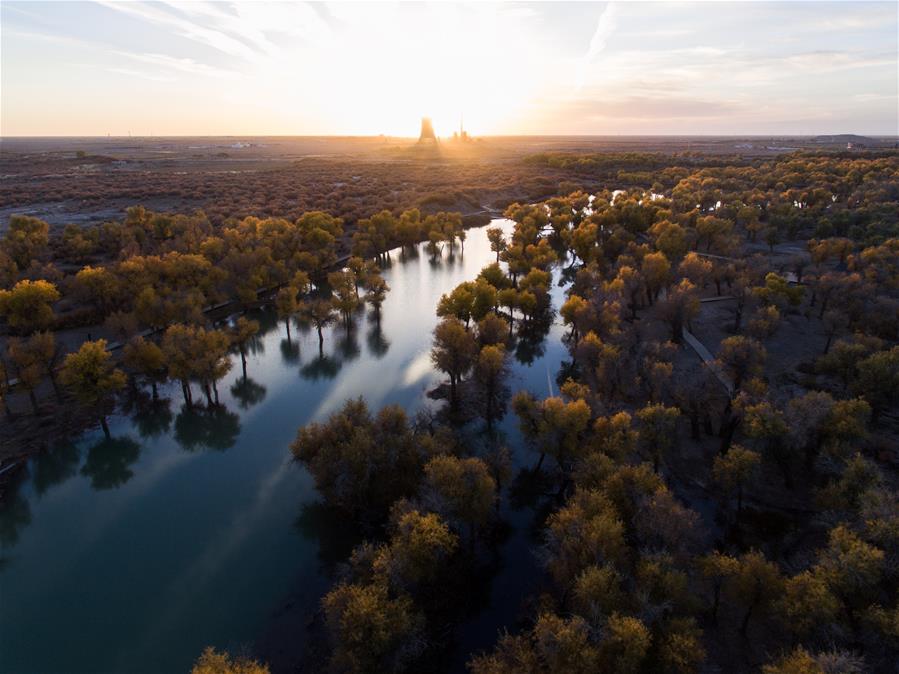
xmin=0 ymin=220 xmax=570 ymax=673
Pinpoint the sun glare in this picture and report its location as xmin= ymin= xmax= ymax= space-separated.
xmin=269 ymin=3 xmax=544 ymax=137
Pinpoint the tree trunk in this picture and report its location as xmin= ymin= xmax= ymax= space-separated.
xmin=240 ymin=350 xmax=247 ymax=379
xmin=203 ymin=383 xmax=213 ymax=408
xmin=151 ymin=381 xmax=159 ymax=401
xmin=285 ymin=319 xmax=291 ymax=342
xmin=100 ymin=415 xmax=111 ymax=439
xmin=29 ymin=390 xmax=39 ymax=415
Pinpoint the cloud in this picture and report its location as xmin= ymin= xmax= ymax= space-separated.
xmin=786 ymin=50 xmax=896 ymax=72
xmin=97 ymin=1 xmax=261 ymax=60
xmin=567 ymin=95 xmax=747 ymax=121
xmin=107 ymin=67 xmax=176 ymax=83
xmin=577 ymin=2 xmax=618 ymax=90
xmin=114 ymin=51 xmax=235 ymax=78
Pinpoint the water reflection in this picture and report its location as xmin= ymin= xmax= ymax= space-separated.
xmin=0 ymin=217 xmax=575 ymax=674
xmin=80 ymin=436 xmax=142 ymax=490
xmin=0 ymin=487 xmax=31 ymax=548
xmin=174 ymin=405 xmax=241 ymax=451
xmin=279 ymin=337 xmax=301 ymax=364
xmin=300 ymin=354 xmax=341 ymax=381
xmin=366 ymin=319 xmax=390 ymax=358
xmin=32 ymin=441 xmax=81 ymax=496
xmin=230 ymin=377 xmax=267 ymax=410
xmin=133 ymin=400 xmax=174 ymax=439
xmin=293 ymin=501 xmax=364 ymax=573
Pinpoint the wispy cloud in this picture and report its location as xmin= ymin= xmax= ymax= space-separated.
xmin=114 ymin=51 xmax=235 ymax=78
xmin=107 ymin=67 xmax=176 ymax=83
xmin=97 ymin=1 xmax=260 ymax=60
xmin=577 ymin=2 xmax=618 ymax=90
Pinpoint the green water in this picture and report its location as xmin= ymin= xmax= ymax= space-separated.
xmin=0 ymin=220 xmax=570 ymax=673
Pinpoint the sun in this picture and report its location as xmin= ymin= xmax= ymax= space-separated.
xmin=275 ymin=4 xmax=545 ymax=137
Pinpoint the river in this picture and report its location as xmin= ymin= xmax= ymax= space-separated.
xmin=0 ymin=219 xmax=571 ymax=673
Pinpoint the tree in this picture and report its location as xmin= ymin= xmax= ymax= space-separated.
xmin=635 ymin=404 xmax=681 ymax=473
xmin=727 ymin=550 xmax=784 ymax=636
xmin=712 ymin=444 xmax=761 ymax=514
xmin=0 ymin=279 xmax=60 ymax=334
xmin=659 ymin=279 xmax=699 ymax=343
xmin=193 ymin=328 xmax=233 ymax=406
xmin=476 ymin=312 xmax=509 ymax=348
xmin=815 ymin=525 xmax=885 ymax=622
xmin=512 ymin=393 xmax=592 ymax=472
xmin=2 ymin=214 xmax=49 ymax=269
xmin=73 ymin=265 xmax=122 ymax=316
xmin=487 ymin=226 xmax=506 ymax=263
xmin=123 ymin=336 xmax=166 ymax=400
xmin=715 ymin=336 xmax=766 ymax=390
xmin=11 ymin=331 xmax=61 ymax=402
xmin=322 ymin=581 xmax=424 ymax=674
xmin=474 ymin=344 xmax=510 ymax=428
xmin=291 ymin=399 xmax=422 ymax=515
xmin=430 ymin=317 xmax=478 ymax=407
xmin=598 ymin=613 xmax=651 ymax=674
xmin=698 ymin=552 xmax=740 ymax=625
xmin=560 ymin=295 xmax=590 ymax=344
xmin=775 ymin=570 xmax=840 ymax=638
xmin=229 ymin=316 xmax=259 ymax=379
xmin=59 ymin=340 xmax=127 ymax=438
xmin=191 ymin=647 xmax=269 ymax=674
xmin=374 ymin=510 xmax=458 ymax=590
xmin=421 ymin=455 xmax=497 ymax=542
xmin=304 ymin=298 xmax=337 ymax=354
xmin=274 ymin=285 xmax=299 ymax=341
xmin=329 ymin=269 xmax=361 ymax=333
xmin=544 ymin=489 xmax=627 ymax=588
xmin=852 ymin=346 xmax=899 ymax=421
xmin=641 ymin=251 xmax=671 ymax=305
xmin=364 ymin=274 xmax=390 ymax=322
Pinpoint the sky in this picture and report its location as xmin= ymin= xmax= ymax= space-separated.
xmin=1 ymin=1 xmax=897 ymax=137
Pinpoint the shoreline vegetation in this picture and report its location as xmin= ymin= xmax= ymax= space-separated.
xmin=2 ymin=144 xmax=898 ymax=673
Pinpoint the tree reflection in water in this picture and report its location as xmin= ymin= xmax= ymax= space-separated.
xmin=335 ymin=324 xmax=360 ymax=363
xmin=80 ymin=436 xmax=142 ymax=490
xmin=300 ymin=354 xmax=341 ymax=381
xmin=133 ymin=400 xmax=174 ymax=439
xmin=174 ymin=405 xmax=241 ymax=452
xmin=230 ymin=376 xmax=267 ymax=410
xmin=512 ymin=310 xmax=553 ymax=365
xmin=279 ymin=338 xmax=300 ymax=364
xmin=366 ymin=317 xmax=390 ymax=359
xmin=0 ymin=477 xmax=32 ymax=548
xmin=293 ymin=501 xmax=364 ymax=573
xmin=32 ymin=441 xmax=81 ymax=496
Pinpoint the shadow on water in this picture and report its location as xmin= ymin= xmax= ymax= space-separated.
xmin=80 ymin=436 xmax=142 ymax=490
xmin=173 ymin=405 xmax=241 ymax=452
